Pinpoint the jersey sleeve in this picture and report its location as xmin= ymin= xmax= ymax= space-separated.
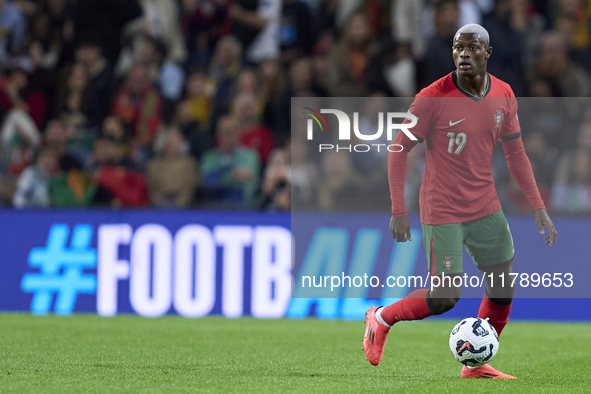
xmin=405 ymin=95 xmax=435 ymax=143
xmin=502 ymin=137 xmax=546 ymax=211
xmin=499 ymin=92 xmax=521 ymax=142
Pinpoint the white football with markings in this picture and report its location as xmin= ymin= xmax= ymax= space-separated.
xmin=449 ymin=317 xmax=499 ymax=366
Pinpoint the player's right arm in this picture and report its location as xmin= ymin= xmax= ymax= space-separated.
xmin=388 ymin=96 xmax=433 ymax=242
xmin=388 ymin=132 xmax=416 ymax=242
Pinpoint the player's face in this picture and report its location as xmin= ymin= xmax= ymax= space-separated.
xmin=452 ymin=33 xmax=492 ymax=76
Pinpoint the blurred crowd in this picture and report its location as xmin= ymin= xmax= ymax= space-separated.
xmin=0 ymin=0 xmax=590 ymax=213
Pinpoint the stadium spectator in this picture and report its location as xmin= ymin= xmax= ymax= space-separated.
xmin=48 ymin=164 xmax=96 ymax=208
xmin=43 ymin=0 xmax=70 ymax=33
xmin=69 ymin=0 xmax=142 ymax=65
xmin=53 ymin=63 xmax=96 ymax=128
xmin=0 ymin=108 xmax=40 ymax=177
xmin=27 ymin=40 xmax=60 ymax=96
xmin=233 ymin=93 xmax=274 ymax=164
xmin=247 ymin=0 xmax=281 ymax=64
xmin=553 ymin=120 xmax=591 ymax=194
xmin=555 ymin=0 xmax=591 ymax=68
xmin=288 ymin=57 xmax=327 ymax=97
xmin=141 ymin=36 xmax=185 ymax=104
xmin=0 ymin=174 xmax=16 ymax=206
xmin=183 ymin=68 xmax=212 ymax=131
xmin=101 ymin=116 xmax=131 ymax=160
xmin=117 ymin=33 xmax=185 ymax=108
xmin=75 ymin=40 xmax=114 ymax=126
xmin=350 ymin=94 xmax=390 ymax=176
xmin=517 ymin=95 xmax=569 ymax=150
xmin=147 ymin=127 xmax=197 ymax=208
xmin=173 ymin=100 xmax=212 ymax=161
xmin=208 ymin=35 xmax=243 ymax=114
xmin=457 ymin=0 xmax=485 ymax=30
xmin=516 ymin=0 xmax=546 ymax=69
xmin=523 ymin=132 xmax=558 ymax=191
xmin=255 ymin=59 xmax=292 ymax=148
xmin=534 ymin=32 xmax=590 ymax=97
xmin=310 ymin=33 xmax=334 ymax=94
xmin=182 ymin=0 xmax=227 ymax=66
xmin=551 ymin=148 xmax=591 ymax=213
xmin=0 ymin=0 xmax=26 ymax=63
xmin=230 ymin=69 xmax=265 ymax=118
xmin=227 ymin=0 xmax=267 ymax=52
xmin=577 ymin=118 xmax=591 ymax=151
xmin=28 ymin=13 xmax=52 ymax=46
xmin=234 ymin=68 xmax=261 ymax=98
xmin=12 ymin=148 xmax=56 ymax=208
xmin=326 ymin=11 xmax=375 ymax=97
xmin=280 ymin=0 xmax=313 ymax=61
xmin=317 ymin=150 xmax=364 ymax=211
xmin=391 ymin=0 xmax=425 ymax=60
xmin=90 ymin=136 xmax=150 ymax=208
xmin=200 ymin=116 xmax=260 ymax=208
xmin=421 ymin=0 xmax=459 ymax=88
xmin=42 ymin=120 xmax=74 ymax=171
xmin=529 ymin=78 xmax=556 ymax=97
xmin=112 ymin=64 xmax=162 ymax=152
xmin=482 ymin=0 xmax=528 ymax=96
xmin=369 ymin=41 xmax=416 ymax=97
xmin=260 ymin=59 xmax=290 ymax=145
xmin=290 ymin=136 xmax=316 ymax=210
xmin=0 ymin=66 xmax=47 ymax=128
xmin=27 ymin=12 xmax=62 ymax=71
xmin=122 ymin=0 xmax=187 ymax=65
xmin=259 ymin=147 xmax=290 ymax=210
xmin=313 ymin=0 xmax=339 ymax=37
xmin=88 ymin=136 xmax=125 ymax=174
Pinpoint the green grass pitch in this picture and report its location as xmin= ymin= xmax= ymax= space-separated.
xmin=0 ymin=314 xmax=590 ymax=393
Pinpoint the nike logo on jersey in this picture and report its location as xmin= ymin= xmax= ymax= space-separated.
xmin=449 ymin=118 xmax=466 ymax=126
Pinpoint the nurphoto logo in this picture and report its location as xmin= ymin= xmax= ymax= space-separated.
xmin=303 ymin=107 xmax=418 ymax=153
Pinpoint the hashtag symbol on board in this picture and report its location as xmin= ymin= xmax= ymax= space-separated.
xmin=21 ymin=224 xmax=97 ymax=315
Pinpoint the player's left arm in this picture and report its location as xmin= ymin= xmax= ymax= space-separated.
xmin=500 ymin=94 xmax=557 ymax=246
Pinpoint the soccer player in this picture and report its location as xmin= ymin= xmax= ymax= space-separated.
xmin=362 ymin=24 xmax=558 ymax=379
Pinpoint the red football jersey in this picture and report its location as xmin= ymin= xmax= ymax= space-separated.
xmin=393 ymin=71 xmax=522 ymax=225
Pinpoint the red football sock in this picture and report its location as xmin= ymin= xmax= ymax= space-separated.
xmin=478 ymin=295 xmax=512 ymax=336
xmin=380 ymin=289 xmax=434 ymax=326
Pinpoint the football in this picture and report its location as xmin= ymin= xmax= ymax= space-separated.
xmin=449 ymin=317 xmax=499 ymax=366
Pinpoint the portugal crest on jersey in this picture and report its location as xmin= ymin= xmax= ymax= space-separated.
xmin=493 ymin=110 xmax=503 ymax=129
xmin=443 ymin=257 xmax=454 ymax=271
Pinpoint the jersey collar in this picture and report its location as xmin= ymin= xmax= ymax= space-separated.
xmin=452 ymin=71 xmax=491 ymax=101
